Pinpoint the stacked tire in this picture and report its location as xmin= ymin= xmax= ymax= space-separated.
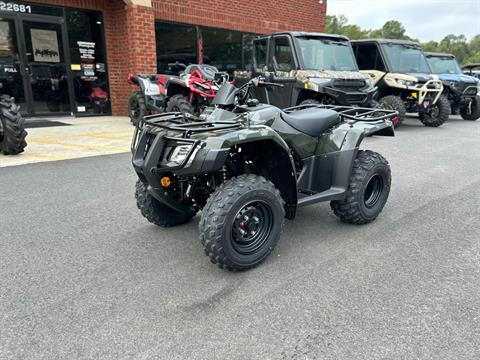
xmin=0 ymin=95 xmax=27 ymax=155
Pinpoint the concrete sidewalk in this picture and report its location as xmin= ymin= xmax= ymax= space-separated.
xmin=0 ymin=116 xmax=133 ymax=168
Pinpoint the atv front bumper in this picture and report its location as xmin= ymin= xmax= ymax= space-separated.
xmin=131 ymin=125 xmax=229 ymax=210
xmin=324 ymin=86 xmax=376 ymax=106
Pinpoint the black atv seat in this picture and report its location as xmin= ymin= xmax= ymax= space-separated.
xmin=183 ymin=64 xmax=219 ymax=81
xmin=280 ymin=108 xmax=340 ymax=137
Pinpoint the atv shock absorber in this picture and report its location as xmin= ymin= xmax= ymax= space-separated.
xmin=221 ymin=165 xmax=229 ymax=182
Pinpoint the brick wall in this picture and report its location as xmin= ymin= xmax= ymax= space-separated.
xmin=153 ymin=0 xmax=327 ymax=34
xmin=32 ymin=0 xmax=327 ymax=115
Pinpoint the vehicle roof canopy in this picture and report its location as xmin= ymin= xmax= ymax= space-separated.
xmin=257 ymin=32 xmax=350 ymax=42
xmin=351 ymin=39 xmax=421 ymax=48
xmin=424 ymin=52 xmax=456 ymax=58
xmin=462 ymin=63 xmax=480 ymax=70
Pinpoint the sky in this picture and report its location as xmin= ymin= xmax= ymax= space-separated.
xmin=327 ymin=0 xmax=480 ymax=42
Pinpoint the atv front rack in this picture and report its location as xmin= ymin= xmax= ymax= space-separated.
xmin=142 ymin=112 xmax=242 ymax=136
xmin=131 ymin=112 xmax=243 ymax=153
xmin=283 ymin=104 xmax=399 ymax=123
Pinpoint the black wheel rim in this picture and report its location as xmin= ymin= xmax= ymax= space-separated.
xmin=429 ymin=105 xmax=439 ymax=118
xmin=231 ymin=201 xmax=274 ymax=255
xmin=364 ymin=174 xmax=384 ymax=208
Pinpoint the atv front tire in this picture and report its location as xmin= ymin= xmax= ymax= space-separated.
xmin=330 ymin=150 xmax=391 ymax=225
xmin=166 ymin=94 xmax=194 ymax=115
xmin=135 ymin=180 xmax=195 ymax=227
xmin=379 ymin=95 xmax=406 ymax=126
xmin=299 ymin=98 xmax=321 ymax=106
xmin=200 ymin=174 xmax=285 ymax=271
xmin=0 ymin=95 xmax=27 ymax=155
xmin=419 ymin=94 xmax=450 ymax=127
xmin=460 ymin=96 xmax=480 ymax=121
xmin=128 ymin=91 xmax=147 ymax=127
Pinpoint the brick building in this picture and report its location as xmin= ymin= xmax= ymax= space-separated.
xmin=0 ymin=0 xmax=327 ymax=117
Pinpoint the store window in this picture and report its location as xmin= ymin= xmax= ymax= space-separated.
xmin=202 ymin=27 xmax=241 ymax=75
xmin=66 ymin=9 xmax=110 ymax=115
xmin=155 ymin=22 xmax=197 ymax=75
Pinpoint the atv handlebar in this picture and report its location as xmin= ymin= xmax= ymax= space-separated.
xmin=270 ymin=76 xmax=297 ymax=84
xmin=259 ymin=81 xmax=284 ymax=88
xmin=264 ymin=72 xmax=297 ymax=84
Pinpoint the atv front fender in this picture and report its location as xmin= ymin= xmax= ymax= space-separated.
xmin=200 ymin=126 xmax=299 ymax=218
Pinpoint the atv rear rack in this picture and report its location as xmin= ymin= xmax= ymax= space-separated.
xmin=283 ymin=104 xmax=398 ymax=123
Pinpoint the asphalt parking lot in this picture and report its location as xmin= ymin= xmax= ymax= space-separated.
xmin=1 ymin=115 xmax=479 ymax=359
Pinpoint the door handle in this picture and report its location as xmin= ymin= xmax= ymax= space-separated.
xmin=24 ymin=65 xmax=32 ymax=76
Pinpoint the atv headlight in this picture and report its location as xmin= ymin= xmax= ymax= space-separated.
xmin=168 ymin=144 xmax=193 ymax=165
xmin=396 ymin=79 xmax=416 ymax=87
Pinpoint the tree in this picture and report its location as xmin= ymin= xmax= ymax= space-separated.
xmin=379 ymin=20 xmax=408 ymax=39
xmin=325 ymin=15 xmax=368 ymax=39
xmin=324 ymin=15 xmax=480 ymax=65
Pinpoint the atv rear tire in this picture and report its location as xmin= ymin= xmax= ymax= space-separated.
xmin=135 ymin=180 xmax=195 ymax=227
xmin=200 ymin=174 xmax=285 ymax=271
xmin=128 ymin=92 xmax=147 ymax=127
xmin=379 ymin=95 xmax=406 ymax=126
xmin=166 ymin=94 xmax=194 ymax=115
xmin=330 ymin=150 xmax=391 ymax=225
xmin=419 ymin=94 xmax=450 ymax=127
xmin=460 ymin=96 xmax=480 ymax=120
xmin=0 ymin=95 xmax=27 ymax=155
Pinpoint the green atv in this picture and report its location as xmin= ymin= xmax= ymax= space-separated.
xmin=131 ymin=75 xmax=397 ymax=271
xmin=0 ymin=88 xmax=27 ymax=155
xmin=351 ymin=39 xmax=449 ymax=127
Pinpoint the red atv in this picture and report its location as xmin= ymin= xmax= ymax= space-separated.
xmin=127 ymin=63 xmax=229 ymax=126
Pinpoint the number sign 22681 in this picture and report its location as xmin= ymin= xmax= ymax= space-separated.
xmin=0 ymin=2 xmax=32 ymax=13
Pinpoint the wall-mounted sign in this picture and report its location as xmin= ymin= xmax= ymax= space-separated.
xmin=31 ymin=29 xmax=60 ymax=63
xmin=95 ymin=63 xmax=105 ymax=73
xmin=0 ymin=2 xmax=32 ymax=13
xmin=0 ymin=21 xmax=11 ymax=59
xmin=71 ymin=64 xmax=81 ymax=71
xmin=82 ymin=63 xmax=95 ymax=76
xmin=77 ymin=41 xmax=95 ymax=63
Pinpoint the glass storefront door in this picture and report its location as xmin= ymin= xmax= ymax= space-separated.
xmin=22 ymin=19 xmax=71 ymax=115
xmin=0 ymin=13 xmax=73 ymax=116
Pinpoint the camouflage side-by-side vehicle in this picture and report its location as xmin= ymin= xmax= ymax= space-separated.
xmin=235 ymin=32 xmax=377 ymax=110
xmin=352 ymin=39 xmax=450 ymax=127
xmin=426 ymin=52 xmax=480 ymax=121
